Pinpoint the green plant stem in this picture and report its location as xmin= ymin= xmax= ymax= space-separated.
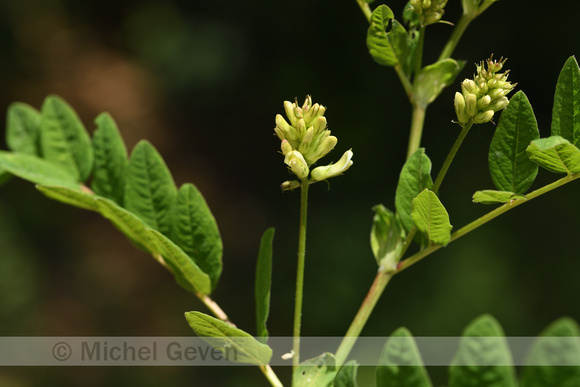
xmin=260 ymin=365 xmax=283 ymax=387
xmin=414 ymin=26 xmax=426 ymax=79
xmin=397 ymin=172 xmax=580 ymax=272
xmin=432 ymin=122 xmax=473 ymax=193
xmin=292 ymin=180 xmax=310 ymax=370
xmin=355 ymin=0 xmax=372 ymax=22
xmin=334 ymin=269 xmax=393 ymax=367
xmin=407 ymin=103 xmax=427 ymax=159
xmin=438 ymin=13 xmax=474 ymax=61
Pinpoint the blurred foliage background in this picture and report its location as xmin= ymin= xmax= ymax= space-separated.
xmin=0 ymin=0 xmax=579 ymax=385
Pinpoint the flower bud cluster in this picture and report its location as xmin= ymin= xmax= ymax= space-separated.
xmin=274 ymin=96 xmax=353 ymax=188
xmin=410 ymin=0 xmax=448 ymax=25
xmin=454 ymin=56 xmax=515 ymax=126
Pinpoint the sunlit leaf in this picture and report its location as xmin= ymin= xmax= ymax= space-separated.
xmin=367 ymin=5 xmax=408 ymax=67
xmin=294 ymin=353 xmax=337 ymax=387
xmin=6 ymin=102 xmax=41 ymax=156
xmin=526 ymin=136 xmax=580 ymax=174
xmin=472 ymin=190 xmax=525 ymax=205
xmin=551 ymin=56 xmax=580 ymax=146
xmin=411 ymin=189 xmax=452 ymax=246
xmin=0 ymin=151 xmax=79 ymax=189
xmin=255 ymin=227 xmax=274 ymax=343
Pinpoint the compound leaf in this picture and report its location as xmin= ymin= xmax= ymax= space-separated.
xmin=294 ymin=353 xmax=337 ymax=387
xmin=36 ymin=185 xmax=98 ymax=211
xmin=411 ymin=189 xmax=452 ymax=246
xmin=40 ymin=95 xmax=93 ymax=182
xmin=489 ymin=91 xmax=539 ymax=194
xmin=91 ymin=113 xmax=128 ymax=205
xmin=551 ymin=56 xmax=580 ymax=146
xmin=520 ymin=317 xmax=580 ymax=387
xmin=395 ymin=148 xmax=433 ymax=232
xmin=526 ymin=136 xmax=580 ymax=174
xmin=6 ymin=102 xmax=41 ymax=156
xmin=147 ymin=229 xmax=211 ymax=296
xmin=449 ymin=314 xmax=517 ymax=387
xmin=472 ymin=190 xmax=525 ymax=205
xmin=170 ymin=183 xmax=222 ymax=291
xmin=376 ymin=327 xmax=432 ymax=387
xmin=185 ymin=311 xmax=273 ymax=365
xmin=125 ymin=140 xmax=177 ymax=235
xmin=367 ymin=5 xmax=408 ymax=67
xmin=255 ymin=227 xmax=274 ymax=343
xmin=0 ymin=151 xmax=79 ymax=189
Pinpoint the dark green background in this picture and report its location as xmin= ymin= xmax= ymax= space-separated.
xmin=0 ymin=0 xmax=579 ymax=385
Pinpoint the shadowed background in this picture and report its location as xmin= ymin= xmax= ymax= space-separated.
xmin=0 ymin=0 xmax=579 ymax=385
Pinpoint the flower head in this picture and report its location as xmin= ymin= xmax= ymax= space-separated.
xmin=454 ymin=55 xmax=516 ymax=126
xmin=410 ymin=0 xmax=448 ymax=26
xmin=274 ymin=96 xmax=353 ymax=189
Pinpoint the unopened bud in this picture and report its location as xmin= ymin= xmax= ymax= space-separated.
xmin=473 ymin=110 xmax=494 ymax=124
xmin=477 ymin=95 xmax=491 ymax=109
xmin=281 ymin=139 xmax=293 ymax=156
xmin=284 ymin=101 xmax=298 ymax=126
xmin=454 ymin=92 xmax=470 ymax=125
xmin=465 ymin=93 xmax=478 ymax=117
xmin=298 ymin=127 xmax=314 ymax=154
xmin=281 ymin=180 xmax=300 ymax=191
xmin=488 ymin=96 xmax=509 ymax=112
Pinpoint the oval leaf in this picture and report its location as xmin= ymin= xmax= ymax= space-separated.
xmin=526 ymin=135 xmax=580 ymax=174
xmin=376 ymin=327 xmax=432 ymax=387
xmin=91 ymin=113 xmax=128 ymax=205
xmin=185 ymin=311 xmax=273 ymax=365
xmin=395 ymin=148 xmax=433 ymax=232
xmin=0 ymin=151 xmax=80 ymax=189
xmin=411 ymin=189 xmax=452 ymax=246
xmin=367 ymin=5 xmax=409 ymax=67
xmin=413 ymin=59 xmax=464 ymax=106
xmin=334 ymin=360 xmax=359 ymax=387
xmin=449 ymin=314 xmax=517 ymax=387
xmin=40 ymin=95 xmax=93 ymax=182
xmin=472 ymin=190 xmax=525 ymax=205
xmin=520 ymin=317 xmax=580 ymax=387
xmin=6 ymin=102 xmax=41 ymax=156
xmin=255 ymin=227 xmax=274 ymax=343
xmin=294 ymin=353 xmax=338 ymax=387
xmin=125 ymin=140 xmax=177 ymax=235
xmin=551 ymin=56 xmax=580 ymax=146
xmin=147 ymin=229 xmax=211 ymax=296
xmin=36 ymin=185 xmax=98 ymax=211
xmin=169 ymin=183 xmax=222 ymax=290
xmin=371 ymin=204 xmax=405 ymax=270
xmin=489 ymin=91 xmax=540 ymax=194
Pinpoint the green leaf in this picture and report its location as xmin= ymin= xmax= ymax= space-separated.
xmin=376 ymin=327 xmax=432 ymax=387
xmin=334 ymin=360 xmax=359 ymax=387
xmin=95 ymin=197 xmax=158 ymax=254
xmin=184 ymin=311 xmax=273 ymax=365
xmin=91 ymin=113 xmax=128 ymax=205
xmin=5 ymin=102 xmax=41 ymax=155
xmin=526 ymin=136 xmax=580 ymax=174
xmin=124 ymin=140 xmax=177 ymax=235
xmin=294 ymin=353 xmax=337 ymax=387
xmin=371 ymin=204 xmax=405 ymax=270
xmin=395 ymin=148 xmax=433 ymax=232
xmin=520 ymin=317 xmax=580 ymax=387
xmin=449 ymin=314 xmax=517 ymax=387
xmin=170 ymin=183 xmax=222 ymax=290
xmin=367 ymin=5 xmax=408 ymax=67
xmin=411 ymin=189 xmax=452 ymax=246
xmin=255 ymin=227 xmax=274 ymax=343
xmin=36 ymin=185 xmax=98 ymax=211
xmin=413 ymin=59 xmax=464 ymax=106
xmin=147 ymin=229 xmax=211 ymax=296
xmin=40 ymin=95 xmax=93 ymax=182
xmin=0 ymin=151 xmax=80 ymax=189
xmin=489 ymin=91 xmax=540 ymax=194
xmin=551 ymin=56 xmax=580 ymax=146
xmin=472 ymin=190 xmax=525 ymax=205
